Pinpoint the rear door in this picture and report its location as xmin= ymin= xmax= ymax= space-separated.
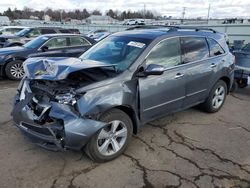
xmin=180 ymin=37 xmax=214 ymax=107
xmin=66 ymin=36 xmax=92 ymax=57
xmin=139 ymin=37 xmax=186 ymax=123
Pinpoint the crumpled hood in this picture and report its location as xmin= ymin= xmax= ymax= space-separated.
xmin=23 ymin=57 xmax=115 ymax=80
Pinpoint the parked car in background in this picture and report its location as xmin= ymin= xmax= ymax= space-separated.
xmin=0 ymin=26 xmax=28 ymax=35
xmin=12 ymin=27 xmax=234 ymax=162
xmin=124 ymin=19 xmax=145 ymax=25
xmin=57 ymin=28 xmax=81 ymax=34
xmin=0 ymin=34 xmax=95 ymax=80
xmin=87 ymin=29 xmax=110 ymax=41
xmin=233 ymin=43 xmax=250 ymax=88
xmin=0 ymin=27 xmax=81 ymax=48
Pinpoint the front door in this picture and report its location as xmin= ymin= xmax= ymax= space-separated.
xmin=139 ymin=37 xmax=186 ymax=123
xmin=38 ymin=37 xmax=68 ymax=57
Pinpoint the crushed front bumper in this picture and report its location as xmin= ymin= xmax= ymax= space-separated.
xmin=12 ymin=80 xmax=106 ymax=151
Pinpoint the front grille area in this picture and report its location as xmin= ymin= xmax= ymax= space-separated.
xmin=21 ymin=122 xmax=52 ymax=136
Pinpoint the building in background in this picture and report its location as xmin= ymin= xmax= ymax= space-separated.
xmin=0 ymin=16 xmax=10 ymax=26
xmin=86 ymin=15 xmax=118 ymax=25
xmin=43 ymin=15 xmax=51 ymax=22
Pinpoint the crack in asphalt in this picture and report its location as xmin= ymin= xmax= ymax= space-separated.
xmin=173 ymin=130 xmax=250 ymax=176
xmin=123 ymin=153 xmax=154 ymax=188
xmin=123 ymin=153 xmax=199 ymax=188
xmin=49 ymin=157 xmax=98 ymax=188
xmin=67 ymin=164 xmax=99 ymax=188
xmin=133 ymin=136 xmax=155 ymax=152
xmin=159 ymin=145 xmax=205 ymax=171
xmin=217 ymin=118 xmax=250 ymax=133
xmin=51 ymin=156 xmax=67 ymax=188
xmin=230 ymin=94 xmax=249 ymax=102
xmin=0 ymin=119 xmax=12 ymax=127
xmin=145 ymin=123 xmax=250 ymax=187
xmin=148 ymin=123 xmax=174 ymax=146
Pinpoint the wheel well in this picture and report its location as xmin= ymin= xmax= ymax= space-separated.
xmin=4 ymin=57 xmax=26 ymax=71
xmin=220 ymin=76 xmax=231 ymax=93
xmin=115 ymin=106 xmax=138 ymax=134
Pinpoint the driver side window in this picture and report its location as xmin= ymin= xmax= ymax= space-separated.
xmin=146 ymin=37 xmax=181 ymax=68
xmin=43 ymin=37 xmax=67 ymax=49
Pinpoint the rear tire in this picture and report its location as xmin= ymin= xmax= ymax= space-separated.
xmin=201 ymin=80 xmax=227 ymax=113
xmin=85 ymin=109 xmax=133 ymax=162
xmin=237 ymin=79 xmax=248 ymax=88
xmin=5 ymin=60 xmax=25 ymax=80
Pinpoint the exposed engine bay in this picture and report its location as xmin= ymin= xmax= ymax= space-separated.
xmin=29 ymin=67 xmax=117 ymax=99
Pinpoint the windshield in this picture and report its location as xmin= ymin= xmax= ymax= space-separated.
xmin=16 ymin=28 xmax=30 ymax=37
xmin=80 ymin=36 xmax=150 ymax=72
xmin=23 ymin=36 xmax=48 ymax=49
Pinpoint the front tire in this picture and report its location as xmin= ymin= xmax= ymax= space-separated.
xmin=85 ymin=109 xmax=133 ymax=162
xmin=5 ymin=60 xmax=25 ymax=80
xmin=201 ymin=80 xmax=227 ymax=113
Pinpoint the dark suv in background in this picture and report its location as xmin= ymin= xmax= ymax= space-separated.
xmin=0 ymin=27 xmax=80 ymax=48
xmin=12 ymin=27 xmax=234 ymax=162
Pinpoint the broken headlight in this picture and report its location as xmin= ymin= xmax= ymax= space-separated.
xmin=55 ymin=93 xmax=76 ymax=105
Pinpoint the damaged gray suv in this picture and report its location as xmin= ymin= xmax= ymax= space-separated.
xmin=12 ymin=27 xmax=235 ymax=162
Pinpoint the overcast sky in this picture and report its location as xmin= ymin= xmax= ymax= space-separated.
xmin=0 ymin=0 xmax=250 ymax=18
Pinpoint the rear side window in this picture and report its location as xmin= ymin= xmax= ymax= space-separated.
xmin=41 ymin=29 xmax=57 ymax=34
xmin=181 ymin=37 xmax=209 ymax=63
xmin=146 ymin=37 xmax=181 ymax=68
xmin=70 ymin=37 xmax=90 ymax=46
xmin=207 ymin=38 xmax=225 ymax=56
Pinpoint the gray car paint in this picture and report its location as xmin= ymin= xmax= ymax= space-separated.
xmin=12 ymin=29 xmax=234 ymax=151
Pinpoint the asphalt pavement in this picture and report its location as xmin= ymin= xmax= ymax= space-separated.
xmin=0 ymin=79 xmax=250 ymax=188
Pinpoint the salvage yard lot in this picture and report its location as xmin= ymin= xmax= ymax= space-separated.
xmin=0 ymin=79 xmax=250 ymax=188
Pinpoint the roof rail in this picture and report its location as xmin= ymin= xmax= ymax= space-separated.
xmin=125 ymin=25 xmax=217 ymax=33
xmin=126 ymin=25 xmax=166 ymax=30
xmin=169 ymin=26 xmax=217 ymax=33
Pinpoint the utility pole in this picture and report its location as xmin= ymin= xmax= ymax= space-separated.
xmin=182 ymin=7 xmax=186 ymax=24
xmin=143 ymin=3 xmax=146 ymax=21
xmin=60 ymin=9 xmax=63 ymax=23
xmin=207 ymin=3 xmax=211 ymax=24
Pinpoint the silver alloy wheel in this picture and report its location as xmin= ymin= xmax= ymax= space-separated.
xmin=212 ymin=85 xmax=225 ymax=109
xmin=10 ymin=63 xmax=24 ymax=79
xmin=97 ymin=120 xmax=128 ymax=156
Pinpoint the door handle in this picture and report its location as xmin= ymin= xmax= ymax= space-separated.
xmin=210 ymin=63 xmax=217 ymax=68
xmin=175 ymin=73 xmax=184 ymax=79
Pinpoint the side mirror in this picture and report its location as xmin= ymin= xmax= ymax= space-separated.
xmin=144 ymin=64 xmax=165 ymax=76
xmin=41 ymin=46 xmax=49 ymax=52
